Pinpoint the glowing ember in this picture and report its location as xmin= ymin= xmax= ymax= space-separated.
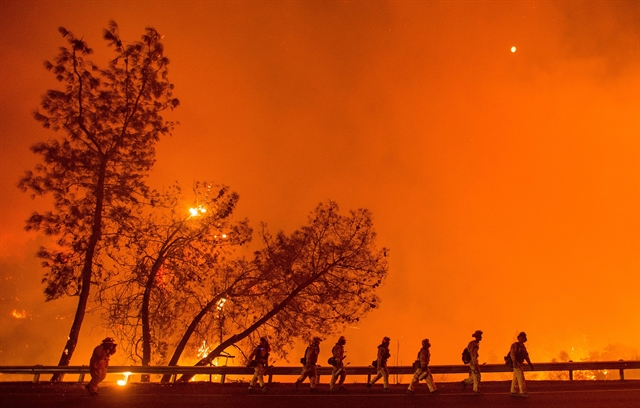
xmin=155 ymin=266 xmax=167 ymax=288
xmin=216 ymin=298 xmax=227 ymax=311
xmin=12 ymin=310 xmax=27 ymax=319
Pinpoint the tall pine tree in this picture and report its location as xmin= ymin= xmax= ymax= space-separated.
xmin=18 ymin=21 xmax=178 ymax=380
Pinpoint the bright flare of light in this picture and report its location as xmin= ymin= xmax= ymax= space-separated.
xmin=117 ymin=372 xmax=132 ymax=386
xmin=511 ymin=46 xmax=516 ymax=53
xmin=216 ymin=298 xmax=227 ymax=311
xmin=12 ymin=310 xmax=27 ymax=319
xmin=189 ymin=206 xmax=207 ymax=217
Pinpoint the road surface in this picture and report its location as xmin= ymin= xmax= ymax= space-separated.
xmin=1 ymin=380 xmax=638 ymax=408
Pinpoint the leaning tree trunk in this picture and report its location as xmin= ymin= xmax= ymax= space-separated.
xmin=176 ymin=271 xmax=322 ymax=383
xmin=160 ymin=295 xmax=225 ymax=383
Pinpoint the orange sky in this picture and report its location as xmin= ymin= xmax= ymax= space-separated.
xmin=1 ymin=1 xmax=638 ymax=370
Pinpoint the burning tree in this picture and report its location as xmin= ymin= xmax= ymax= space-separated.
xmin=175 ymin=201 xmax=388 ymax=382
xmin=98 ymin=182 xmax=251 ymax=377
xmin=17 ymin=21 xmax=178 ymax=379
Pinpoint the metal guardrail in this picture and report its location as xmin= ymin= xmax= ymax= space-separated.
xmin=1 ymin=361 xmax=638 ymax=384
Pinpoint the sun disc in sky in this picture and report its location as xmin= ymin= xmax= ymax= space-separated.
xmin=511 ymin=46 xmax=516 ymax=53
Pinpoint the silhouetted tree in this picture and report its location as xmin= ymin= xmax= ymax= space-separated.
xmin=176 ymin=201 xmax=388 ymax=382
xmin=158 ymin=257 xmax=263 ymax=383
xmin=17 ymin=21 xmax=179 ymax=380
xmin=98 ymin=182 xmax=251 ymax=379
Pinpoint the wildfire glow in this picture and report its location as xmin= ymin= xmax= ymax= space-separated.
xmin=197 ymin=340 xmax=210 ymax=359
xmin=117 ymin=372 xmax=132 ymax=386
xmin=189 ymin=206 xmax=207 ymax=217
xmin=216 ymin=298 xmax=227 ymax=311
xmin=12 ymin=310 xmax=27 ymax=319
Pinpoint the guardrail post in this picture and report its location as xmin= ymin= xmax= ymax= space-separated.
xmin=569 ymin=370 xmax=573 ymax=381
xmin=32 ymin=373 xmax=40 ymax=383
xmin=619 ymin=368 xmax=624 ymax=380
xmin=268 ymin=373 xmax=273 ymax=384
xmin=78 ymin=373 xmax=85 ymax=383
xmin=220 ymin=374 xmax=226 ymax=384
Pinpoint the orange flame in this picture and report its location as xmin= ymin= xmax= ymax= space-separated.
xmin=12 ymin=310 xmax=26 ymax=319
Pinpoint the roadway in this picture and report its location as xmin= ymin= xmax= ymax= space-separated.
xmin=1 ymin=380 xmax=638 ymax=408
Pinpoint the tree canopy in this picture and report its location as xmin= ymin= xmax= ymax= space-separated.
xmin=177 ymin=201 xmax=388 ymax=382
xmin=99 ymin=182 xmax=252 ymax=370
xmin=18 ymin=21 xmax=178 ymax=376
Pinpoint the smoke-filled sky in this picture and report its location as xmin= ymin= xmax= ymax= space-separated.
xmin=1 ymin=1 xmax=639 ymax=370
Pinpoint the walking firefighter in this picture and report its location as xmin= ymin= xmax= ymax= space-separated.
xmin=295 ymin=337 xmax=321 ymax=391
xmin=462 ymin=330 xmax=483 ymax=395
xmin=509 ymin=331 xmax=534 ymax=398
xmin=329 ymin=336 xmax=348 ymax=392
xmin=86 ymin=337 xmax=117 ymax=396
xmin=247 ymin=337 xmax=270 ymax=393
xmin=407 ymin=338 xmax=437 ymax=394
xmin=367 ymin=336 xmax=391 ymax=392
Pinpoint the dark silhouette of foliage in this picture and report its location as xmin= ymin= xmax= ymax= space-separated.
xmin=176 ymin=201 xmax=388 ymax=382
xmin=17 ymin=21 xmax=179 ymax=379
xmin=98 ymin=182 xmax=252 ymax=379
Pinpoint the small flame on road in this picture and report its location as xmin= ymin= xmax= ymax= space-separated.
xmin=117 ymin=372 xmax=132 ymax=386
